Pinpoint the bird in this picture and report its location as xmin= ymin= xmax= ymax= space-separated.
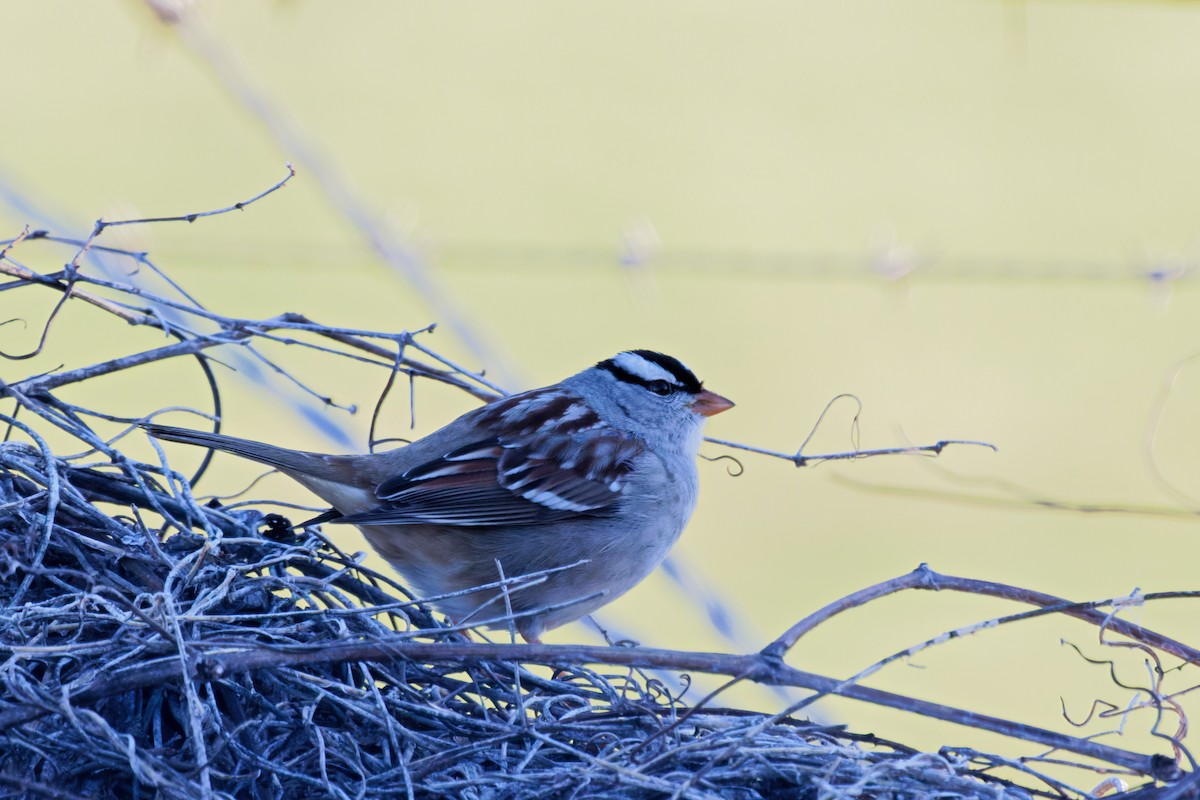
xmin=144 ymin=350 xmax=734 ymax=642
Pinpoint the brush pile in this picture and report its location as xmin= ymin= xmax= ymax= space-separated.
xmin=0 ymin=204 xmax=1187 ymax=798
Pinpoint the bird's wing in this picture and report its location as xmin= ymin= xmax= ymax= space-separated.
xmin=335 ymin=395 xmax=643 ymax=527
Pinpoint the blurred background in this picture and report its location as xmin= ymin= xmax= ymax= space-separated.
xmin=5 ymin=0 xmax=1200 ymax=776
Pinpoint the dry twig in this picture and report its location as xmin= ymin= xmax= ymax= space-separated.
xmin=0 ymin=185 xmax=1193 ymax=798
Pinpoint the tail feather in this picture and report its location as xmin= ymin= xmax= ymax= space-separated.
xmin=143 ymin=423 xmax=386 ymax=517
xmin=142 ymin=423 xmax=320 ymax=474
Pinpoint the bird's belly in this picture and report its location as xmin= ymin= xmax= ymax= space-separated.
xmin=354 ymin=507 xmax=689 ymax=638
xmin=339 ymin=456 xmax=698 ymax=640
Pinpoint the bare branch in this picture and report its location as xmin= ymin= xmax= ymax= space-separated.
xmin=764 ymin=564 xmax=1200 ymax=665
xmin=706 ymin=434 xmax=997 ymax=467
xmin=92 ymin=163 xmax=296 ymax=230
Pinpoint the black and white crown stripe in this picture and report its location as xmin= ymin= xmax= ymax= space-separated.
xmin=598 ymin=350 xmax=703 ymax=394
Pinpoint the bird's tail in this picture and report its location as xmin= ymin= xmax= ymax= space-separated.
xmin=142 ymin=423 xmax=324 ymax=474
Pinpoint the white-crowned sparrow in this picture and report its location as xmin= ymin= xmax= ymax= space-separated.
xmin=145 ymin=350 xmax=733 ymax=642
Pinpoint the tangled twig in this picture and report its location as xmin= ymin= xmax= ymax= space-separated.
xmin=0 ymin=183 xmax=1193 ymax=799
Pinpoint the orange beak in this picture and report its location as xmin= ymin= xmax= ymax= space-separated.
xmin=691 ymin=389 xmax=735 ymax=417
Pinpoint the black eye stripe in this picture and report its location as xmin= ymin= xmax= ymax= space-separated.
xmin=628 ymin=350 xmax=700 ymax=393
xmin=599 ymin=360 xmax=660 ymax=389
xmin=597 ymin=351 xmax=702 ymax=394
xmin=626 ymin=350 xmax=702 ymax=393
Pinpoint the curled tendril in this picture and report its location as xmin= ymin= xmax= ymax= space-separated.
xmin=700 ymin=452 xmax=744 ymax=477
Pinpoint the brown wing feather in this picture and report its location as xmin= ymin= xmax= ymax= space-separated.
xmin=335 ymin=390 xmax=644 ymax=528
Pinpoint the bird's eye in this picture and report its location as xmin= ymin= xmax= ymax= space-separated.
xmin=646 ymin=380 xmax=674 ymax=396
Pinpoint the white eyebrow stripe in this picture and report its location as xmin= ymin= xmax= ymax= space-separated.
xmin=612 ymin=352 xmax=681 ymax=385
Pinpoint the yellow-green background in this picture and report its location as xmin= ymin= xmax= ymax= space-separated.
xmin=6 ymin=0 xmax=1200 ymax=779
